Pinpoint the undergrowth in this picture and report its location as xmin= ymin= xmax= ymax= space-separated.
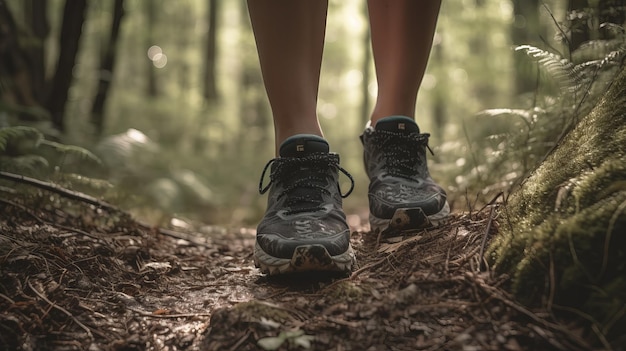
xmin=0 ymin=122 xmax=218 ymax=225
xmin=460 ymin=10 xmax=625 ymax=201
xmin=479 ymin=6 xmax=626 ymax=349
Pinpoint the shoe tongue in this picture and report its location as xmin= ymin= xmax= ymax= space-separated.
xmin=279 ymin=134 xmax=329 ymax=158
xmin=277 ymin=135 xmax=331 ymax=212
xmin=375 ymin=116 xmax=420 ymax=134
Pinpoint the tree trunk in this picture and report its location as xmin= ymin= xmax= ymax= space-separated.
xmin=203 ymin=0 xmax=220 ymax=102
xmin=511 ymin=0 xmax=541 ymax=95
xmin=0 ymin=0 xmax=42 ymax=121
xmin=24 ymin=0 xmax=49 ymax=104
xmin=91 ymin=0 xmax=125 ymax=137
xmin=45 ymin=0 xmax=87 ymax=132
xmin=487 ymin=64 xmax=626 ymax=346
xmin=237 ymin=0 xmax=270 ymax=151
xmin=145 ymin=0 xmax=158 ymax=97
xmin=431 ymin=37 xmax=445 ymax=142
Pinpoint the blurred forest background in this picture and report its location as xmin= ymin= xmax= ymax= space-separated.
xmin=1 ymin=0 xmax=624 ymax=227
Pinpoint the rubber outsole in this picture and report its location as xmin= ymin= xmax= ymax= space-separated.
xmin=254 ymin=242 xmax=356 ymax=276
xmin=370 ymin=202 xmax=451 ymax=237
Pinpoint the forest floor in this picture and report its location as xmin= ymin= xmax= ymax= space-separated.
xmin=0 ymin=191 xmax=595 ymax=351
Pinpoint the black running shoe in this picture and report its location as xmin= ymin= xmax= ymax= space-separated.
xmin=360 ymin=116 xmax=450 ymax=235
xmin=255 ymin=135 xmax=356 ymax=275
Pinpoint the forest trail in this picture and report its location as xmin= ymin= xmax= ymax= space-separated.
xmin=0 ymin=194 xmax=592 ymax=351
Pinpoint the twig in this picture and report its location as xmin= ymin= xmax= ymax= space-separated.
xmin=138 ymin=222 xmax=214 ymax=249
xmin=476 ymin=192 xmax=504 ymax=214
xmin=591 ymin=324 xmax=613 ymax=351
xmin=323 ymin=256 xmax=389 ymax=291
xmin=1 ymin=171 xmax=214 ymax=248
xmin=478 ymin=205 xmax=496 ymax=271
xmin=547 ymin=251 xmax=555 ymax=313
xmin=27 ymin=279 xmax=93 ymax=338
xmin=444 ymin=227 xmax=459 ymax=274
xmin=229 ymin=330 xmax=252 ymax=351
xmin=0 ymin=171 xmax=121 ymax=213
xmin=0 ymin=292 xmax=15 ymax=304
xmin=127 ymin=307 xmax=212 ymax=318
xmin=0 ymin=197 xmax=45 ymax=224
xmin=351 ymin=256 xmax=388 ymax=278
xmin=0 ymin=197 xmax=106 ymax=241
xmin=471 ymin=275 xmax=591 ymax=350
xmin=601 ymin=198 xmax=626 ymax=277
xmin=0 ymin=183 xmax=211 ymax=252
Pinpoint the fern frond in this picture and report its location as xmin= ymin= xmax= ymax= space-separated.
xmin=477 ymin=108 xmax=551 ymax=129
xmin=0 ymin=155 xmax=49 ymax=173
xmin=516 ymin=44 xmax=624 ymax=103
xmin=477 ymin=108 xmax=533 ymax=120
xmin=572 ymin=38 xmax=625 ymax=63
xmin=515 ymin=45 xmax=583 ymax=94
xmin=40 ymin=140 xmax=102 ymax=165
xmin=0 ymin=126 xmax=43 ymax=153
xmin=599 ymin=49 xmax=625 ymax=69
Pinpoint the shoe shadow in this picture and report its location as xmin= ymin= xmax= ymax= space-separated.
xmin=254 ymin=270 xmax=350 ymax=293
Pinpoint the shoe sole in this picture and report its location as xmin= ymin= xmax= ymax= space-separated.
xmin=370 ymin=202 xmax=451 ymax=236
xmin=254 ymin=242 xmax=356 ymax=276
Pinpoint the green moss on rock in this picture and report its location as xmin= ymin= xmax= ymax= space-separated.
xmin=487 ymin=65 xmax=626 ymax=345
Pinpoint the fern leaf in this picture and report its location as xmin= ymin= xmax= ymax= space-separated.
xmin=0 ymin=126 xmax=43 ymax=153
xmin=477 ymin=108 xmax=531 ymax=119
xmin=572 ymin=38 xmax=625 ymax=63
xmin=0 ymin=155 xmax=49 ymax=173
xmin=40 ymin=140 xmax=102 ymax=165
xmin=515 ymin=45 xmax=582 ymax=94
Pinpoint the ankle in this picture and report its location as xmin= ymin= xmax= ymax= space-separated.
xmin=370 ymin=114 xmax=415 ymax=128
xmin=275 ymin=129 xmax=324 ymax=153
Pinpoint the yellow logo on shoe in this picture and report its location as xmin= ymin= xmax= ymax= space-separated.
xmin=398 ymin=123 xmax=405 ymax=130
xmin=297 ymin=145 xmax=304 ymax=151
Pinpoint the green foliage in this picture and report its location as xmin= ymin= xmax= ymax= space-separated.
xmin=0 ymin=126 xmax=47 ymax=176
xmin=92 ymin=128 xmax=218 ymax=222
xmin=52 ymin=0 xmax=522 ymax=222
xmin=459 ymin=34 xmax=625 ymax=202
xmin=487 ymin=61 xmax=626 ymax=348
xmin=40 ymin=140 xmax=101 ymax=165
xmin=477 ymin=8 xmax=626 ymax=346
xmin=0 ymin=125 xmax=100 ymax=176
xmin=0 ymin=126 xmax=43 ymax=154
xmin=0 ymin=124 xmax=110 ymax=208
xmin=516 ymin=42 xmax=624 ymax=99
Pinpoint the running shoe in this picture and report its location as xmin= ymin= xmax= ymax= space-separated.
xmin=255 ymin=134 xmax=356 ymax=275
xmin=360 ymin=116 xmax=450 ymax=235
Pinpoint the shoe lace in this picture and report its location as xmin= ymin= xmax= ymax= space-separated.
xmin=258 ymin=153 xmax=354 ymax=214
xmin=374 ymin=130 xmax=434 ymax=179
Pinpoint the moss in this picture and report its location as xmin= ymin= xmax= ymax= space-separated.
xmin=582 ymin=276 xmax=626 ymax=336
xmin=326 ymin=281 xmax=364 ymax=303
xmin=487 ymin=65 xmax=626 ymax=345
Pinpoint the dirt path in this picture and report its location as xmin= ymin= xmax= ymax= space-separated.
xmin=0 ymin=195 xmax=591 ymax=351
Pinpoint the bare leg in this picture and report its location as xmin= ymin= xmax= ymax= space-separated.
xmin=367 ymin=0 xmax=441 ymax=126
xmin=247 ymin=0 xmax=328 ymax=152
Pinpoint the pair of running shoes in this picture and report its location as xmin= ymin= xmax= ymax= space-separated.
xmin=254 ymin=116 xmax=450 ymax=275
